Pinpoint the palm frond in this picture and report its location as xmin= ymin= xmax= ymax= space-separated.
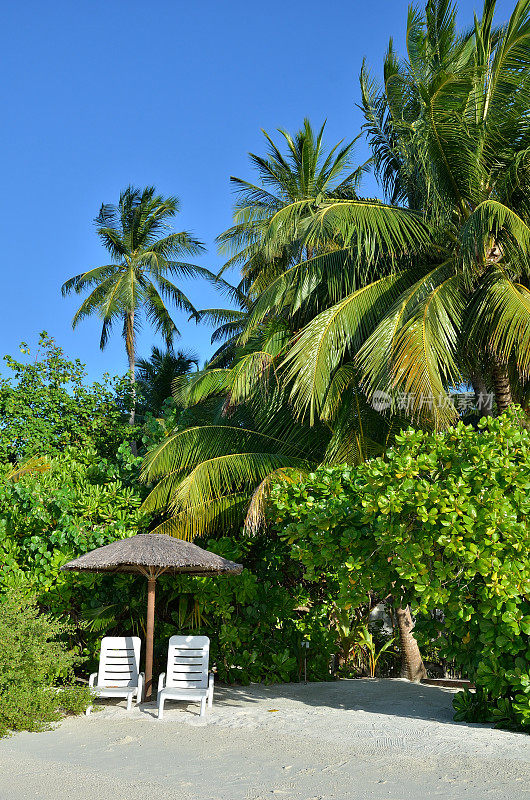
xmin=469 ymin=270 xmax=530 ymax=378
xmin=281 ymin=272 xmax=416 ymax=423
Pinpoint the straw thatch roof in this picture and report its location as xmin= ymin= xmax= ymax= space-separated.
xmin=61 ymin=534 xmax=243 ymax=578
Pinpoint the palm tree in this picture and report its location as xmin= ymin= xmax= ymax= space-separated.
xmin=139 ymin=116 xmax=432 ymax=538
xmin=140 ymin=318 xmax=328 ymax=538
xmin=249 ymin=0 xmax=530 ymax=429
xmin=217 ymin=119 xmax=367 ymax=297
xmin=139 ymin=311 xmax=405 ymax=538
xmin=135 ymin=346 xmax=199 ymax=418
xmin=62 ymin=185 xmax=219 ymax=425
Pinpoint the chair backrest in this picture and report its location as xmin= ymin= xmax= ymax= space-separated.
xmin=97 ymin=636 xmax=141 ymax=688
xmin=165 ymin=635 xmax=210 ymax=690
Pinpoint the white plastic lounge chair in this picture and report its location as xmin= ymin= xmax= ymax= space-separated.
xmin=87 ymin=636 xmax=144 ymax=715
xmin=157 ymin=635 xmax=213 ymax=719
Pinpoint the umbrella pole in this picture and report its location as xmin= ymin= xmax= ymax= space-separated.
xmin=144 ymin=576 xmax=156 ymax=701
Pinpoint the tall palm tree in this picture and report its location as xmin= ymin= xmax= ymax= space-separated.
xmin=139 ymin=116 xmax=433 ymax=537
xmin=141 ymin=0 xmax=530 ymax=543
xmin=135 ymin=346 xmax=199 ymax=418
xmin=62 ymin=186 xmax=218 ymax=425
xmin=248 ymin=0 xmax=530 ymax=429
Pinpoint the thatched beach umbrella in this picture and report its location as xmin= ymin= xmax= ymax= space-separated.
xmin=62 ymin=534 xmax=242 ymax=700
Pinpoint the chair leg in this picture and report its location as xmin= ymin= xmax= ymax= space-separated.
xmin=158 ymin=697 xmax=164 ymax=719
xmin=208 ymin=687 xmax=213 ymax=709
xmin=199 ymin=697 xmax=206 ymax=717
xmin=127 ymin=694 xmax=133 ymax=712
xmin=85 ymin=705 xmax=93 ymax=716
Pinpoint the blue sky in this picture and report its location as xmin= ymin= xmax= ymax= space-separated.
xmin=0 ymin=0 xmax=516 ymax=380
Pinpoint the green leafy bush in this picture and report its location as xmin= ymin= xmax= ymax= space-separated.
xmin=453 ymin=689 xmax=492 ymax=723
xmin=142 ymin=534 xmax=337 ymax=684
xmin=0 ymin=446 xmax=148 ymax=594
xmin=0 ymin=451 xmax=338 ymax=683
xmin=0 ymin=333 xmax=133 ymax=461
xmin=0 ymin=591 xmax=91 ymax=736
xmin=271 ymin=410 xmax=530 ymax=731
xmin=0 ymin=443 xmax=151 ymax=668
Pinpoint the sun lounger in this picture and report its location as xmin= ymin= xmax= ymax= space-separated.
xmin=87 ymin=635 xmax=143 ymax=714
xmin=157 ymin=635 xmax=213 ymax=718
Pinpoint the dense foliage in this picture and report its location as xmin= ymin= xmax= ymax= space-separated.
xmin=0 ymin=445 xmax=148 ymax=596
xmin=0 ymin=341 xmax=345 ymax=689
xmin=271 ymin=410 xmax=530 ymax=730
xmin=4 ymin=0 xmax=530 ymax=742
xmin=142 ymin=0 xmax=530 ymax=544
xmin=0 ymin=334 xmax=133 ymax=461
xmin=0 ymin=592 xmax=91 ymax=736
xmin=135 ymin=346 xmax=198 ymax=419
xmin=0 ymin=439 xmax=350 ymax=685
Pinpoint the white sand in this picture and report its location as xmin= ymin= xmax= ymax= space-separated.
xmin=0 ymin=679 xmax=528 ymax=800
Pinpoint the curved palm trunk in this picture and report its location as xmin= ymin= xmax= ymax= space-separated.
xmin=492 ymin=357 xmax=513 ymax=415
xmin=395 ymin=605 xmax=426 ymax=683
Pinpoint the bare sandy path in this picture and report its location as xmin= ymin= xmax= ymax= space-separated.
xmin=0 ymin=679 xmax=528 ymax=800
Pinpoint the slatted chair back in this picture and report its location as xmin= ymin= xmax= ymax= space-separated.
xmin=97 ymin=636 xmax=141 ymax=689
xmin=165 ymin=635 xmax=210 ymax=690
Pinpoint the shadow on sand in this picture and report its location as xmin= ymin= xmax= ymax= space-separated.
xmin=110 ymin=677 xmax=489 ymax=730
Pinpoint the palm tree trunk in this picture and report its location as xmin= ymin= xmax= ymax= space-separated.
xmin=469 ymin=369 xmax=492 ymax=415
xmin=395 ymin=605 xmax=427 ymax=682
xmin=125 ymin=311 xmax=137 ymax=455
xmin=492 ymin=357 xmax=513 ymax=415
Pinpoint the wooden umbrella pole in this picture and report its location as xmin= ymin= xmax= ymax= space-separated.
xmin=144 ymin=576 xmax=156 ymax=701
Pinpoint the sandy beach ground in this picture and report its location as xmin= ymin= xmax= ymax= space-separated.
xmin=0 ymin=678 xmax=528 ymax=800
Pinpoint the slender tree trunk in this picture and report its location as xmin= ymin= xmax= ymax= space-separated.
xmin=126 ymin=310 xmax=137 ymax=456
xmin=492 ymin=357 xmax=513 ymax=415
xmin=395 ymin=605 xmax=427 ymax=683
xmin=469 ymin=369 xmax=492 ymax=415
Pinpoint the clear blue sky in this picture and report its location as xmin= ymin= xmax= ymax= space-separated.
xmin=0 ymin=0 xmax=515 ymax=380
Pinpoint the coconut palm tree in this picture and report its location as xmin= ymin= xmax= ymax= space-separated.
xmin=62 ymin=185 xmax=220 ymax=425
xmin=250 ymin=0 xmax=530 ymax=429
xmin=141 ymin=0 xmax=530 ymax=540
xmin=217 ymin=119 xmax=369 ymax=297
xmin=139 ymin=120 xmax=434 ymax=539
xmin=135 ymin=346 xmax=199 ymax=418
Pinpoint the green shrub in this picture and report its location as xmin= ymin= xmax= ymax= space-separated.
xmin=144 ymin=534 xmax=337 ymax=685
xmin=271 ymin=410 xmax=530 ymax=731
xmin=0 ymin=333 xmax=134 ymax=461
xmin=0 ymin=591 xmax=91 ymax=736
xmin=0 ymin=445 xmax=148 ymax=594
xmin=453 ymin=689 xmax=493 ymax=724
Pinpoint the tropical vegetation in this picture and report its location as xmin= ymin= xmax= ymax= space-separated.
xmin=271 ymin=409 xmax=530 ymax=730
xmin=142 ymin=0 xmax=530 ymax=543
xmin=135 ymin=345 xmax=198 ymax=419
xmin=61 ymin=186 xmax=219 ymax=425
xmin=0 ymin=591 xmax=92 ymax=736
xmin=2 ymin=0 xmax=530 ymax=735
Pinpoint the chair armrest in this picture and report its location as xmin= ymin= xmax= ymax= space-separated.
xmin=208 ymin=672 xmax=214 ymax=687
xmin=88 ymin=673 xmax=97 ymax=688
xmin=158 ymin=672 xmax=166 ymax=692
